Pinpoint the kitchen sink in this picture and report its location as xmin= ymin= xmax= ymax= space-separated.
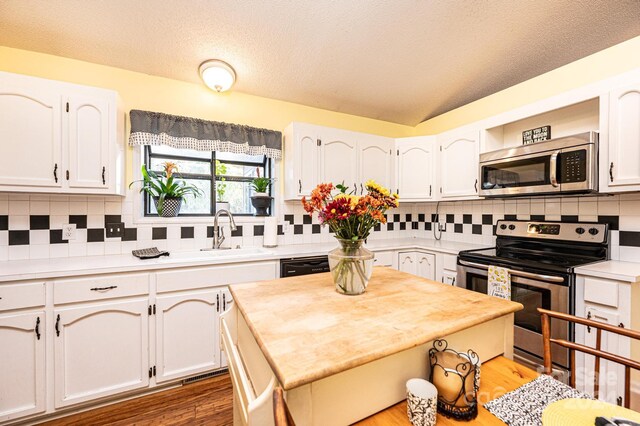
xmin=157 ymin=247 xmax=273 ymax=261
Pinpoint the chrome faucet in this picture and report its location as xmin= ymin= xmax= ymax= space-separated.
xmin=210 ymin=209 xmax=237 ymax=250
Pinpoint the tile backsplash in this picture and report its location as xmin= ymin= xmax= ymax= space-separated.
xmin=1 ymin=192 xmax=639 ymax=262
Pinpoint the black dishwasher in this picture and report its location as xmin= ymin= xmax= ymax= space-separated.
xmin=280 ymin=256 xmax=330 ymax=278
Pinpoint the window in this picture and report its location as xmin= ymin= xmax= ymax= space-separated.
xmin=144 ymin=145 xmax=271 ymax=216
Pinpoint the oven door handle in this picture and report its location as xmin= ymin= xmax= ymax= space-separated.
xmin=550 ymin=150 xmax=560 ymax=187
xmin=458 ymin=260 xmax=565 ymax=283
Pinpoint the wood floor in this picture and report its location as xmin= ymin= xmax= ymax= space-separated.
xmin=41 ymin=374 xmax=233 ymax=426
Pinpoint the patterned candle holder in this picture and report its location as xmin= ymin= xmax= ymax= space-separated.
xmin=406 ymin=378 xmax=438 ymax=426
xmin=428 ymin=339 xmax=481 ymax=421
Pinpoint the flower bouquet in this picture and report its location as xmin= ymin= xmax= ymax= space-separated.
xmin=302 ymin=181 xmax=399 ymax=295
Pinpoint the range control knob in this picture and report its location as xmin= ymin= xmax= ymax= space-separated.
xmin=589 ymin=228 xmax=600 ymax=236
xmin=500 ymin=224 xmax=507 ymax=230
xmin=508 ymin=224 xmax=516 ymax=231
xmin=576 ymin=227 xmax=585 ymax=235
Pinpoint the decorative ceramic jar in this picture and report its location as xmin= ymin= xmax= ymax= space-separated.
xmin=250 ymin=194 xmax=273 ymax=216
xmin=328 ymin=238 xmax=374 ymax=295
xmin=153 ymin=196 xmax=182 ymax=217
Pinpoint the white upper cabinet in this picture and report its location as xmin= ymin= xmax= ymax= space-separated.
xmin=321 ymin=129 xmax=358 ymax=190
xmin=67 ymin=95 xmax=110 ymax=189
xmin=607 ymin=82 xmax=640 ymax=188
xmin=358 ymin=137 xmax=393 ymax=193
xmin=0 ymin=71 xmax=123 ymax=195
xmin=395 ymin=136 xmax=436 ymax=201
xmin=284 ymin=122 xmax=320 ymax=198
xmin=0 ymin=74 xmax=62 ymax=188
xmin=438 ymin=128 xmax=480 ymax=199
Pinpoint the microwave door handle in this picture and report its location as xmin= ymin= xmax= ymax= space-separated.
xmin=458 ymin=260 xmax=565 ymax=283
xmin=550 ymin=150 xmax=560 ymax=187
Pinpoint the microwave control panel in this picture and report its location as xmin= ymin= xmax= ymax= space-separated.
xmin=559 ymin=150 xmax=586 ymax=183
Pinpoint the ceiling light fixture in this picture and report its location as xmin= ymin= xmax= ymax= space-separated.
xmin=199 ymin=59 xmax=236 ymax=92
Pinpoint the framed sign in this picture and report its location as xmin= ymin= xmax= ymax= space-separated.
xmin=522 ymin=125 xmax=551 ymax=144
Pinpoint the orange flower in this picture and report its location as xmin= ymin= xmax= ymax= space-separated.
xmin=163 ymin=161 xmax=178 ymax=178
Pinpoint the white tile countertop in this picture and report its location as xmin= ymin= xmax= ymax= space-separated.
xmin=0 ymin=238 xmax=486 ymax=283
xmin=575 ymin=260 xmax=640 ymax=283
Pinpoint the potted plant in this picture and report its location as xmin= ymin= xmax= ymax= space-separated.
xmin=250 ymin=169 xmax=273 ymax=216
xmin=215 ymin=160 xmax=230 ymax=212
xmin=130 ymin=162 xmax=203 ymax=217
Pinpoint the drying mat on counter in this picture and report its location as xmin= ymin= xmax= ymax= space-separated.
xmin=484 ymin=374 xmax=592 ymax=426
xmin=132 ymin=247 xmax=170 ymax=260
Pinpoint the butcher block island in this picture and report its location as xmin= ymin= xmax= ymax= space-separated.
xmin=221 ymin=267 xmax=522 ymax=426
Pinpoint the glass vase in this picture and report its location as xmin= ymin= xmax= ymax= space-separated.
xmin=328 ymin=238 xmax=375 ymax=295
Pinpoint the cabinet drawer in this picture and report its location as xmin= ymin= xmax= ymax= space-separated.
xmin=374 ymin=251 xmax=394 ymax=267
xmin=54 ymin=273 xmax=149 ymax=304
xmin=583 ymin=277 xmax=619 ymax=308
xmin=156 ymin=261 xmax=278 ymax=293
xmin=443 ymin=254 xmax=457 ymax=271
xmin=0 ymin=282 xmax=46 ymax=312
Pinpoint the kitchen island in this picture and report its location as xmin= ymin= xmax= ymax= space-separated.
xmin=221 ymin=267 xmax=522 ymax=426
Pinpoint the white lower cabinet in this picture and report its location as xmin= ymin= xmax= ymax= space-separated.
xmin=441 ymin=270 xmax=457 ymax=286
xmin=54 ymin=298 xmax=150 ymax=408
xmin=155 ymin=289 xmax=221 ymax=383
xmin=0 ymin=311 xmax=45 ymax=422
xmin=398 ymin=251 xmax=436 ymax=280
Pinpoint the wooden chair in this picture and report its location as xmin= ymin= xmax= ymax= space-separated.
xmin=538 ymin=307 xmax=640 ymax=408
xmin=273 ymin=387 xmax=296 ymax=426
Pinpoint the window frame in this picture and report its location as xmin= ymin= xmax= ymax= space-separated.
xmin=143 ymin=145 xmax=271 ymax=217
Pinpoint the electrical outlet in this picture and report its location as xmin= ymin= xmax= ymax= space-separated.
xmin=106 ymin=222 xmax=124 ymax=238
xmin=62 ymin=224 xmax=76 ymax=240
xmin=438 ymin=222 xmax=447 ymax=232
xmin=282 ymin=222 xmax=290 ymax=233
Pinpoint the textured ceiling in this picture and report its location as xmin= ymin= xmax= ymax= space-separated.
xmin=0 ymin=1 xmax=639 ymax=125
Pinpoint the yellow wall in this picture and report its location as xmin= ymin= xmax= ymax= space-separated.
xmin=415 ymin=36 xmax=640 ymax=135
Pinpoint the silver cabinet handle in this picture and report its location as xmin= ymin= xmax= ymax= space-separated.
xmin=550 ymin=150 xmax=560 ymax=187
xmin=90 ymin=286 xmax=118 ymax=291
xmin=298 ymin=179 xmax=302 ymax=192
xmin=458 ymin=260 xmax=565 ymax=283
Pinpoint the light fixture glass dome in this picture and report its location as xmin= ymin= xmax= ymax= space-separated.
xmin=199 ymin=60 xmax=236 ymax=92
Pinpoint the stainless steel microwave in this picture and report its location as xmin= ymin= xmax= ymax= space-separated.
xmin=479 ymin=132 xmax=598 ymax=197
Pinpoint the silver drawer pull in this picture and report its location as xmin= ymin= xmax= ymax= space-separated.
xmin=90 ymin=286 xmax=118 ymax=292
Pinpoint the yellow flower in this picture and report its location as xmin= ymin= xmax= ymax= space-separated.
xmin=335 ymin=193 xmax=360 ymax=207
xmin=365 ymin=179 xmax=390 ymax=196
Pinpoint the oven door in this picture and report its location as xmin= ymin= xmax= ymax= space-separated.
xmin=479 ymin=150 xmax=561 ymax=197
xmin=456 ymin=261 xmax=570 ymax=368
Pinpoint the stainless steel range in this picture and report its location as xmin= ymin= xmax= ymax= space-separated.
xmin=456 ymin=220 xmax=609 ymax=377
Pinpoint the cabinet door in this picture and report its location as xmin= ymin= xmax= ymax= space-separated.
xmin=608 ymin=83 xmax=640 ymax=187
xmin=359 ymin=138 xmax=393 ymax=193
xmin=67 ymin=95 xmax=110 ymax=189
xmin=441 ymin=270 xmax=457 ymax=286
xmin=294 ymin=125 xmax=320 ymax=196
xmin=416 ymin=253 xmax=436 ymax=281
xmin=54 ymin=299 xmax=149 ymax=408
xmin=220 ymin=287 xmax=234 ymax=368
xmin=0 ymin=75 xmax=62 ymax=188
xmin=396 ymin=138 xmax=435 ymax=200
xmin=0 ymin=312 xmax=45 ymax=422
xmin=155 ymin=289 xmax=221 ymax=383
xmin=439 ymin=129 xmax=479 ymax=198
xmin=398 ymin=252 xmax=417 ymax=275
xmin=321 ymin=131 xmax=358 ymax=189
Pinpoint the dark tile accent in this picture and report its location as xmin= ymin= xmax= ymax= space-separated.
xmin=87 ymin=228 xmax=105 ymax=242
xmin=598 ymin=215 xmax=619 ymax=231
xmin=293 ymin=224 xmax=303 ymax=235
xmin=30 ymin=215 xmax=50 ymax=230
xmin=504 ymin=214 xmax=517 ymax=221
xmin=463 ymin=214 xmax=472 ymax=224
xmin=393 ymin=214 xmax=400 ymax=223
xmin=412 ymin=222 xmax=419 ymax=230
xmin=312 ymin=224 xmax=321 ymax=234
xmin=8 ymin=230 xmax=29 ymax=245
xmin=493 ymin=225 xmax=498 ymax=235
xmin=454 ymin=224 xmax=463 ymax=233
xmin=152 ymin=227 xmax=167 ymax=240
xmin=425 ymin=222 xmax=432 ymax=231
xmin=482 ymin=214 xmax=493 ymax=225
xmin=620 ymin=231 xmax=640 ymax=247
xmin=69 ymin=215 xmax=88 ymax=229
xmin=0 ymin=215 xmax=7 ymax=230
xmin=431 ymin=214 xmax=439 ymax=223
xmin=446 ymin=214 xmax=454 ymax=223
xmin=374 ymin=223 xmax=381 ymax=232
xmin=277 ymin=225 xmax=284 ymax=235
xmin=530 ymin=215 xmax=546 ymax=222
xmin=104 ymin=215 xmax=121 ymax=225
xmin=303 ymin=215 xmax=312 ymax=225
xmin=284 ymin=214 xmax=294 ymax=225
xmin=418 ymin=214 xmax=425 ymax=222
xmin=49 ymin=229 xmax=68 ymax=244
xmin=405 ymin=214 xmax=412 ymax=222
xmin=328 ymin=227 xmax=335 ymax=234
xmin=399 ymin=222 xmax=406 ymax=231
xmin=472 ymin=224 xmax=482 ymax=235
xmin=387 ymin=222 xmax=394 ymax=231
xmin=561 ymin=215 xmax=579 ymax=223
xmin=180 ymin=227 xmax=194 ymax=239
xmin=207 ymin=226 xmax=215 ymax=238
xmin=123 ymin=228 xmax=137 ymax=242
xmin=231 ymin=226 xmax=243 ymax=237
xmin=254 ymin=225 xmax=265 ymax=236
